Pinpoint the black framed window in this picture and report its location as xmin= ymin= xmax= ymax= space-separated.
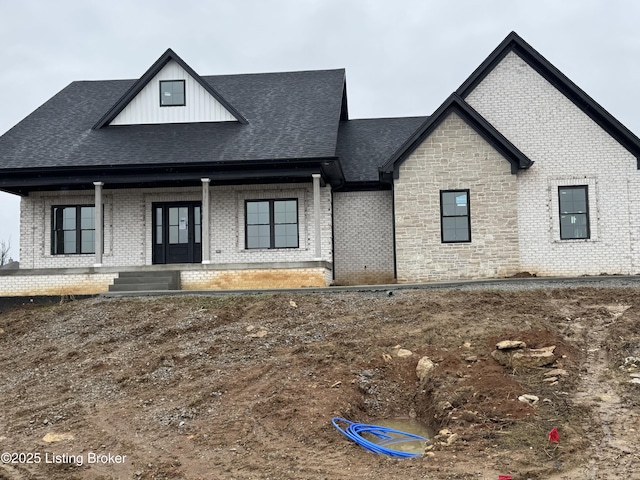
xmin=52 ymin=205 xmax=96 ymax=254
xmin=440 ymin=190 xmax=471 ymax=243
xmin=159 ymin=80 xmax=185 ymax=107
xmin=559 ymin=186 xmax=590 ymax=239
xmin=246 ymin=199 xmax=298 ymax=249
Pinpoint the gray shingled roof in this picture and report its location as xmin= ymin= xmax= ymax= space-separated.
xmin=0 ymin=69 xmax=346 ymax=170
xmin=336 ymin=117 xmax=427 ymax=182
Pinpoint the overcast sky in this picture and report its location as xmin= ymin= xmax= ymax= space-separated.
xmin=1 ymin=0 xmax=639 ymax=260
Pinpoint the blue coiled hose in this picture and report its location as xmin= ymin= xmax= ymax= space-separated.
xmin=331 ymin=417 xmax=428 ymax=458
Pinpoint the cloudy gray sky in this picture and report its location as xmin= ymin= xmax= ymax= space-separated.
xmin=1 ymin=0 xmax=639 ymax=260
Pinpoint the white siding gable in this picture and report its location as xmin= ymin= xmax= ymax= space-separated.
xmin=111 ymin=60 xmax=238 ymax=125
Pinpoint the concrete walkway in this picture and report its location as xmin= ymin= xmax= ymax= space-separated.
xmin=99 ymin=274 xmax=640 ymax=298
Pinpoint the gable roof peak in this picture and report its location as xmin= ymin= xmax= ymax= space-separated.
xmin=380 ymin=93 xmax=533 ymax=178
xmin=457 ymin=31 xmax=640 ymax=159
xmin=92 ymin=48 xmax=247 ymax=129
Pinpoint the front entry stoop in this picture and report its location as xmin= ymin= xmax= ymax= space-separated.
xmin=108 ymin=271 xmax=181 ymax=292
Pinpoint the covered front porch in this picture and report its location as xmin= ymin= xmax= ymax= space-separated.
xmin=84 ymin=173 xmax=330 ymax=269
xmin=1 ymin=155 xmax=341 ymax=296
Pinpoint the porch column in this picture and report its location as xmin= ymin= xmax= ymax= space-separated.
xmin=312 ymin=174 xmax=322 ymax=260
xmin=201 ymin=178 xmax=211 ymax=264
xmin=93 ymin=182 xmax=104 ymax=267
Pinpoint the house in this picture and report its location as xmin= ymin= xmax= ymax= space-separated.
xmin=1 ymin=32 xmax=640 ymax=296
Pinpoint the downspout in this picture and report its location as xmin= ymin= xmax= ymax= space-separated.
xmin=391 ymin=180 xmax=397 ymax=281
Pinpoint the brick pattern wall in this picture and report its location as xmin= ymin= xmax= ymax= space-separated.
xmin=466 ymin=51 xmax=640 ymax=276
xmin=394 ymin=112 xmax=520 ymax=282
xmin=333 ymin=191 xmax=395 ymax=285
xmin=0 ymin=273 xmax=117 ymax=296
xmin=19 ymin=182 xmax=333 ymax=269
xmin=181 ymin=267 xmax=330 ymax=290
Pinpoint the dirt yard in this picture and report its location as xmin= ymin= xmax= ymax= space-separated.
xmin=1 ymin=283 xmax=640 ymax=479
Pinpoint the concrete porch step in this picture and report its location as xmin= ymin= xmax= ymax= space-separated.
xmin=113 ymin=275 xmax=178 ymax=284
xmin=108 ymin=270 xmax=181 ymax=292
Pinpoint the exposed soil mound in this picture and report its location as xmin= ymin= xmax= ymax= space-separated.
xmin=1 ymin=286 xmax=639 ymax=479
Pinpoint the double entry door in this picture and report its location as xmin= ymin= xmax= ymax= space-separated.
xmin=152 ymin=202 xmax=202 ymax=264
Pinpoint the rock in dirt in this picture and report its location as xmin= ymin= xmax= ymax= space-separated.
xmin=42 ymin=432 xmax=74 ymax=443
xmin=248 ymin=327 xmax=268 ymax=338
xmin=496 ymin=340 xmax=527 ymax=350
xmin=396 ymin=348 xmax=413 ymax=358
xmin=436 ymin=429 xmax=459 ymax=446
xmin=623 ymin=356 xmax=640 ymax=370
xmin=545 ymin=368 xmax=568 ymax=377
xmin=491 ymin=349 xmax=512 ymax=367
xmin=512 ymin=346 xmax=556 ymax=368
xmin=492 ymin=345 xmax=556 ymax=368
xmin=518 ymin=394 xmax=539 ymax=405
xmin=416 ymin=356 xmax=435 ymax=381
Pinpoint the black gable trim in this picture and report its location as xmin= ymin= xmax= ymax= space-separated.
xmin=380 ymin=94 xmax=533 ymax=179
xmin=93 ymin=48 xmax=247 ymax=129
xmin=340 ymin=81 xmax=349 ymax=122
xmin=457 ymin=31 xmax=640 ymax=160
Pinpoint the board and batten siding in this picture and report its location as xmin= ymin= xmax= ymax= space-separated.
xmin=110 ymin=60 xmax=237 ymax=125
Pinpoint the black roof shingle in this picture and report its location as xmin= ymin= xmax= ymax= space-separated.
xmin=0 ymin=69 xmax=346 ymax=170
xmin=336 ymin=117 xmax=427 ymax=183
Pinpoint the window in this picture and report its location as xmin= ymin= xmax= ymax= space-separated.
xmin=559 ymin=186 xmax=590 ymax=239
xmin=159 ymin=80 xmax=185 ymax=107
xmin=440 ymin=190 xmax=470 ymax=243
xmin=52 ymin=206 xmax=96 ymax=254
xmin=246 ymin=199 xmax=298 ymax=249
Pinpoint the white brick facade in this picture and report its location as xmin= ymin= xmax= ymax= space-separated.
xmin=333 ymin=190 xmax=394 ymax=285
xmin=466 ymin=51 xmax=640 ymax=276
xmin=9 ymin=36 xmax=640 ymax=293
xmin=19 ymin=182 xmax=333 ymax=270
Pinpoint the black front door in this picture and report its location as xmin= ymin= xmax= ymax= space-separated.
xmin=153 ymin=202 xmax=202 ymax=264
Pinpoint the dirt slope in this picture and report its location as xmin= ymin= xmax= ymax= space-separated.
xmin=1 ymin=286 xmax=639 ymax=479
